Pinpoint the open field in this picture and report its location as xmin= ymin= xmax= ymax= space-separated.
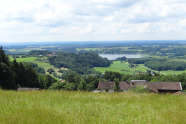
xmin=0 ymin=90 xmax=185 ymax=124
xmin=162 ymin=70 xmax=186 ymax=75
xmin=9 ymin=56 xmax=37 ymax=62
xmin=94 ymin=61 xmax=148 ymax=74
xmin=95 ymin=61 xmax=186 ymax=75
xmin=15 ymin=57 xmax=37 ymax=62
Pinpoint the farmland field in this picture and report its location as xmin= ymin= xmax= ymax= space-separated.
xmin=94 ymin=61 xmax=147 ymax=74
xmin=0 ymin=90 xmax=185 ymax=124
xmin=15 ymin=57 xmax=37 ymax=62
xmin=94 ymin=61 xmax=186 ymax=75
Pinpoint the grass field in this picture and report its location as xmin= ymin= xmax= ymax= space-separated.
xmin=15 ymin=57 xmax=37 ymax=62
xmin=0 ymin=90 xmax=185 ymax=124
xmin=94 ymin=61 xmax=147 ymax=74
xmin=95 ymin=61 xmax=186 ymax=75
xmin=162 ymin=70 xmax=186 ymax=75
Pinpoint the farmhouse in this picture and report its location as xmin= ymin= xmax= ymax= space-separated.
xmin=17 ymin=87 xmax=39 ymax=91
xmin=147 ymin=82 xmax=182 ymax=93
xmin=98 ymin=81 xmax=183 ymax=93
xmin=98 ymin=82 xmax=115 ymax=92
xmin=119 ymin=82 xmax=131 ymax=92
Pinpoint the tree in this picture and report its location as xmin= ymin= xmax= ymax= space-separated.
xmin=114 ymin=78 xmax=120 ymax=92
xmin=47 ymin=68 xmax=55 ymax=74
xmin=0 ymin=47 xmax=17 ymax=89
xmin=0 ymin=62 xmax=17 ymax=89
xmin=0 ymin=46 xmax=10 ymax=66
xmin=77 ymin=79 xmax=86 ymax=91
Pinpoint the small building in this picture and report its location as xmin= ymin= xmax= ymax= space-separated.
xmin=98 ymin=82 xmax=115 ymax=92
xmin=147 ymin=82 xmax=182 ymax=93
xmin=17 ymin=87 xmax=39 ymax=91
xmin=119 ymin=82 xmax=131 ymax=92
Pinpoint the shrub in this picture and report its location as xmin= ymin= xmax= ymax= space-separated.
xmin=49 ymin=82 xmax=67 ymax=90
xmin=129 ymin=85 xmax=150 ymax=93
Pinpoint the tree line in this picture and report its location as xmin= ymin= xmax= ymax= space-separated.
xmin=144 ymin=61 xmax=186 ymax=71
xmin=128 ymin=58 xmax=186 ymax=71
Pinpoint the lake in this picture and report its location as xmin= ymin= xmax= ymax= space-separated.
xmin=99 ymin=54 xmax=142 ymax=60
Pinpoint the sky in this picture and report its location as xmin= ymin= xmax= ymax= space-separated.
xmin=0 ymin=0 xmax=186 ymax=42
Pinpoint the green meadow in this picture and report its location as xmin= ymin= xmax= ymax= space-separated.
xmin=95 ymin=61 xmax=186 ymax=75
xmin=15 ymin=57 xmax=37 ymax=62
xmin=161 ymin=70 xmax=186 ymax=75
xmin=9 ymin=56 xmax=37 ymax=62
xmin=0 ymin=90 xmax=185 ymax=124
xmin=94 ymin=61 xmax=147 ymax=74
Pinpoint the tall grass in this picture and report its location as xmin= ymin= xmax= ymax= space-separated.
xmin=0 ymin=90 xmax=185 ymax=124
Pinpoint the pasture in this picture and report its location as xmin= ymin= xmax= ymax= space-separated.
xmin=0 ymin=90 xmax=185 ymax=124
xmin=94 ymin=61 xmax=147 ymax=74
xmin=94 ymin=61 xmax=186 ymax=75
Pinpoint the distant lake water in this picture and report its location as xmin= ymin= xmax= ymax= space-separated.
xmin=99 ymin=54 xmax=142 ymax=60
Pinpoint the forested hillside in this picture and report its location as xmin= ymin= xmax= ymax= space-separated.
xmin=48 ymin=52 xmax=111 ymax=74
xmin=0 ymin=47 xmax=56 ymax=89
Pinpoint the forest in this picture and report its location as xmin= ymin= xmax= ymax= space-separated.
xmin=144 ymin=61 xmax=186 ymax=71
xmin=48 ymin=52 xmax=111 ymax=74
xmin=128 ymin=58 xmax=186 ymax=71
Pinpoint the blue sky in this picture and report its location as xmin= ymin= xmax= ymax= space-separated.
xmin=0 ymin=0 xmax=186 ymax=42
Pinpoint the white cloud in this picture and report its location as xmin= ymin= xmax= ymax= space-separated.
xmin=0 ymin=0 xmax=186 ymax=42
xmin=179 ymin=19 xmax=186 ymax=26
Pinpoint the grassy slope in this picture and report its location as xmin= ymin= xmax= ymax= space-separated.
xmin=0 ymin=90 xmax=185 ymax=124
xmin=11 ymin=57 xmax=62 ymax=80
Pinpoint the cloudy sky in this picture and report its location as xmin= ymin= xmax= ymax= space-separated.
xmin=0 ymin=0 xmax=186 ymax=42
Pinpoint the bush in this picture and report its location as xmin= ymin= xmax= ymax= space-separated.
xmin=129 ymin=85 xmax=150 ymax=93
xmin=64 ymin=83 xmax=75 ymax=91
xmin=47 ymin=68 xmax=55 ymax=74
xmin=49 ymin=82 xmax=67 ymax=90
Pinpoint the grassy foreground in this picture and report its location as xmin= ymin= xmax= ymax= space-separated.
xmin=0 ymin=90 xmax=185 ymax=124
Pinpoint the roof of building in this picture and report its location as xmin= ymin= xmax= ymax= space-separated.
xmin=147 ymin=82 xmax=182 ymax=92
xmin=17 ymin=87 xmax=39 ymax=91
xmin=98 ymin=82 xmax=115 ymax=90
xmin=119 ymin=82 xmax=131 ymax=90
